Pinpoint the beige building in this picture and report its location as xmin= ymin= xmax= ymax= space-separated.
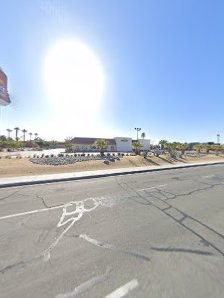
xmin=71 ymin=137 xmax=133 ymax=152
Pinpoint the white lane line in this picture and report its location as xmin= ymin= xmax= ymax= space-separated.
xmin=0 ymin=196 xmax=107 ymax=221
xmin=55 ymin=267 xmax=110 ymax=298
xmin=138 ymin=184 xmax=167 ymax=191
xmin=104 ymin=279 xmax=139 ymax=298
xmin=0 ymin=204 xmax=64 ymax=221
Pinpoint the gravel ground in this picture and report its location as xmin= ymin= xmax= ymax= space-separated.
xmin=29 ymin=155 xmax=119 ymax=166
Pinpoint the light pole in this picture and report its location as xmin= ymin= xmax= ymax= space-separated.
xmin=134 ymin=127 xmax=141 ymax=141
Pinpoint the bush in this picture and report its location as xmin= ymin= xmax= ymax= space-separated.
xmin=143 ymin=151 xmax=148 ymax=159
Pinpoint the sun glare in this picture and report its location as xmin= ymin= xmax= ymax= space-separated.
xmin=43 ymin=39 xmax=105 ymax=118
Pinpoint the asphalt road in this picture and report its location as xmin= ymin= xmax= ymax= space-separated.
xmin=0 ymin=164 xmax=224 ymax=298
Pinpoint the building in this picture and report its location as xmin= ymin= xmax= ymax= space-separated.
xmin=71 ymin=137 xmax=133 ymax=152
xmin=0 ymin=68 xmax=11 ymax=106
xmin=138 ymin=138 xmax=151 ymax=151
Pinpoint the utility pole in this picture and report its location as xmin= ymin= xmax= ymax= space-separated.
xmin=134 ymin=127 xmax=141 ymax=141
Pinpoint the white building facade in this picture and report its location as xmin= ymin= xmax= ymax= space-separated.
xmin=71 ymin=137 xmax=150 ymax=152
xmin=72 ymin=137 xmax=133 ymax=152
xmin=139 ymin=138 xmax=151 ymax=151
xmin=114 ymin=137 xmax=132 ymax=152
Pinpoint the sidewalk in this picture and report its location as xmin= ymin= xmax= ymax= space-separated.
xmin=0 ymin=160 xmax=224 ymax=188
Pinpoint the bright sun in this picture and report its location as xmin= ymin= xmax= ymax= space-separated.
xmin=43 ymin=39 xmax=105 ymax=115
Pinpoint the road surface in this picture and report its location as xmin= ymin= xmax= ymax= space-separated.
xmin=0 ymin=164 xmax=224 ymax=297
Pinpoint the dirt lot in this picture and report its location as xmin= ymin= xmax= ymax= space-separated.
xmin=0 ymin=153 xmax=223 ymax=178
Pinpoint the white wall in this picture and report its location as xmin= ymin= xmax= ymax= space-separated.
xmin=114 ymin=137 xmax=132 ymax=152
xmin=139 ymin=139 xmax=151 ymax=151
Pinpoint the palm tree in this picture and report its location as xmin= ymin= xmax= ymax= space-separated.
xmin=29 ymin=132 xmax=33 ymax=141
xmin=65 ymin=137 xmax=73 ymax=152
xmin=6 ymin=128 xmax=13 ymax=139
xmin=14 ymin=127 xmax=20 ymax=141
xmin=193 ymin=144 xmax=203 ymax=154
xmin=159 ymin=140 xmax=168 ymax=150
xmin=94 ymin=139 xmax=109 ymax=156
xmin=34 ymin=133 xmax=38 ymax=140
xmin=132 ymin=141 xmax=143 ymax=155
xmin=177 ymin=143 xmax=188 ymax=155
xmin=141 ymin=132 xmax=146 ymax=139
xmin=22 ymin=129 xmax=27 ymax=141
xmin=164 ymin=142 xmax=178 ymax=158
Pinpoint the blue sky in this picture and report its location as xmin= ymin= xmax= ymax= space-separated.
xmin=1 ymin=0 xmax=224 ymax=143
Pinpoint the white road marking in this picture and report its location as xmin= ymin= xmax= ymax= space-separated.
xmin=104 ymin=279 xmax=139 ymax=298
xmin=202 ymin=175 xmax=215 ymax=178
xmin=79 ymin=234 xmax=115 ymax=249
xmin=43 ymin=198 xmax=105 ymax=259
xmin=0 ymin=197 xmax=108 ymax=221
xmin=0 ymin=197 xmax=109 ymax=272
xmin=55 ymin=267 xmax=110 ymax=298
xmin=0 ymin=204 xmax=64 ymax=221
xmin=138 ymin=184 xmax=167 ymax=191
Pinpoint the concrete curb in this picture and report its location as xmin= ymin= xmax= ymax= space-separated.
xmin=0 ymin=161 xmax=224 ymax=188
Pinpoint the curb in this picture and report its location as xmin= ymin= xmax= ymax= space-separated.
xmin=0 ymin=161 xmax=224 ymax=189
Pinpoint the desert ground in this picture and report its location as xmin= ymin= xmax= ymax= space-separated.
xmin=0 ymin=153 xmax=223 ymax=178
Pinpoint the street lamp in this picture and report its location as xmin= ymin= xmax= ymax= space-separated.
xmin=134 ymin=127 xmax=141 ymax=141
